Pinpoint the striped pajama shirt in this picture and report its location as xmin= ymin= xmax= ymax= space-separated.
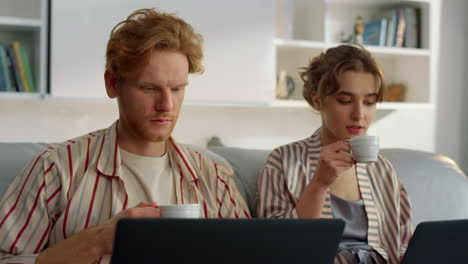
xmin=0 ymin=121 xmax=250 ymax=264
xmin=257 ymin=129 xmax=413 ymax=264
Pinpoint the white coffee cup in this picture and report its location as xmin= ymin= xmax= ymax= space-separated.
xmin=158 ymin=204 xmax=201 ymax=219
xmin=349 ymin=135 xmax=379 ymax=163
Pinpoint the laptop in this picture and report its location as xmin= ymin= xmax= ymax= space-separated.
xmin=111 ymin=218 xmax=344 ymax=264
xmin=401 ymin=219 xmax=468 ymax=264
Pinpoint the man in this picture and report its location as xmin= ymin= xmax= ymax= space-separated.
xmin=0 ymin=8 xmax=250 ymax=264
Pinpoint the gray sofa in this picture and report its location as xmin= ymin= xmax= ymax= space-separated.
xmin=1 ymin=143 xmax=468 ymax=227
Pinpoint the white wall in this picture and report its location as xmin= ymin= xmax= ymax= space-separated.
xmin=459 ymin=2 xmax=468 ymax=174
xmin=51 ymin=0 xmax=275 ymax=103
xmin=435 ymin=0 xmax=467 ymax=169
xmin=1 ymin=0 xmax=465 ymax=159
xmin=0 ymin=98 xmax=317 ymax=148
xmin=0 ymin=97 xmax=435 ymax=152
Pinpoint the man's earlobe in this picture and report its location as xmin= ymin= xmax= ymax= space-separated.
xmin=104 ymin=70 xmax=118 ymax=98
xmin=314 ymin=100 xmax=321 ymax=110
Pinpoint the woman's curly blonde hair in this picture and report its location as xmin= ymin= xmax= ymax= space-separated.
xmin=106 ymin=8 xmax=204 ymax=80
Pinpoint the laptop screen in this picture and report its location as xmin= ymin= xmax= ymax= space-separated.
xmin=111 ymin=218 xmax=344 ymax=264
xmin=401 ymin=219 xmax=468 ymax=264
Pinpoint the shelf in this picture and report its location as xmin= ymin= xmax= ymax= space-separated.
xmin=0 ymin=94 xmax=435 ymax=112
xmin=185 ymin=99 xmax=434 ymax=110
xmin=271 ymin=100 xmax=433 ymax=110
xmin=44 ymin=98 xmax=271 ymax=108
xmin=275 ymin=39 xmax=325 ymax=49
xmin=377 ymin=102 xmax=433 ymax=110
xmin=0 ymin=92 xmax=43 ymax=99
xmin=0 ymin=16 xmax=42 ymax=29
xmin=43 ymin=95 xmax=115 ymax=104
xmin=184 ymin=100 xmax=271 ymax=108
xmin=276 ymin=39 xmax=430 ymax=57
xmin=350 ymin=44 xmax=430 ymax=57
xmin=325 ymin=0 xmax=431 ymax=5
xmin=270 ymin=100 xmax=309 ymax=108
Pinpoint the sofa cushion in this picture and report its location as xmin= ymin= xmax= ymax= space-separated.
xmin=209 ymin=146 xmax=270 ymax=216
xmin=1 ymin=143 xmax=467 ymax=225
xmin=209 ymin=146 xmax=468 ymax=224
xmin=0 ymin=143 xmax=51 ymax=198
xmin=0 ymin=143 xmax=233 ymax=200
xmin=381 ymin=149 xmax=468 ymax=225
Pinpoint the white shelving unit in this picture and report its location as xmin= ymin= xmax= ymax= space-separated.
xmin=275 ymin=0 xmax=440 ymax=111
xmin=0 ymin=0 xmax=48 ymax=97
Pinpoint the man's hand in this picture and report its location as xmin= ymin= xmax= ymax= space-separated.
xmin=97 ymin=202 xmax=160 ymax=256
xmin=35 ymin=202 xmax=159 ymax=264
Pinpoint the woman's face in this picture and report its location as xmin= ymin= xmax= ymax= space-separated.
xmin=314 ymin=71 xmax=378 ymax=146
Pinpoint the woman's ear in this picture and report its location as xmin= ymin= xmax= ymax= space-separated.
xmin=104 ymin=70 xmax=119 ymax=99
xmin=311 ymin=91 xmax=321 ymax=110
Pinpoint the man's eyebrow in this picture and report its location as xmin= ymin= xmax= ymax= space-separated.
xmin=175 ymin=82 xmax=189 ymax=88
xmin=139 ymin=82 xmax=189 ymax=88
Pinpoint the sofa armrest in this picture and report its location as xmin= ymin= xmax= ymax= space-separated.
xmin=381 ymin=149 xmax=468 ymax=226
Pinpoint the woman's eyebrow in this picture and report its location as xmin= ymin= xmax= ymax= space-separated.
xmin=336 ymin=91 xmax=353 ymax=96
xmin=335 ymin=91 xmax=378 ymax=98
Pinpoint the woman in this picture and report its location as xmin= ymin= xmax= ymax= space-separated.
xmin=257 ymin=45 xmax=412 ymax=264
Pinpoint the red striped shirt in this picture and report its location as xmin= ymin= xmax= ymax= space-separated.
xmin=0 ymin=121 xmax=250 ymax=264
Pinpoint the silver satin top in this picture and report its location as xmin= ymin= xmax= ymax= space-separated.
xmin=331 ymin=194 xmax=384 ymax=264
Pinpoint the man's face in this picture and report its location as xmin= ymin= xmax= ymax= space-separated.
xmin=113 ymin=49 xmax=189 ymax=143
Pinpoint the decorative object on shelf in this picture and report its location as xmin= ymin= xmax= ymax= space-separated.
xmin=384 ymin=83 xmax=406 ymax=102
xmin=276 ymin=70 xmax=296 ymax=100
xmin=340 ymin=31 xmax=352 ymax=44
xmin=354 ymin=16 xmax=364 ymax=45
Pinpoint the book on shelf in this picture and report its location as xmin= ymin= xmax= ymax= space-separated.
xmin=0 ymin=45 xmax=8 ymax=92
xmin=0 ymin=56 xmax=5 ymax=91
xmin=0 ymin=41 xmax=37 ymax=93
xmin=12 ymin=41 xmax=31 ymax=92
xmin=4 ymin=47 xmax=18 ymax=92
xmin=365 ymin=6 xmax=421 ymax=49
xmin=0 ymin=45 xmax=14 ymax=92
xmin=394 ymin=8 xmax=406 ymax=48
xmin=402 ymin=7 xmax=421 ymax=48
xmin=382 ymin=9 xmax=397 ymax=47
xmin=20 ymin=44 xmax=36 ymax=92
xmin=6 ymin=46 xmax=24 ymax=92
xmin=363 ymin=18 xmax=387 ymax=46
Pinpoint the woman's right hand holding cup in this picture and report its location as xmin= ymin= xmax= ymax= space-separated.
xmin=312 ymin=139 xmax=355 ymax=187
xmin=297 ymin=139 xmax=355 ymax=218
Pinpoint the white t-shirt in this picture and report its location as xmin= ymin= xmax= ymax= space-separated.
xmin=120 ymin=148 xmax=176 ymax=208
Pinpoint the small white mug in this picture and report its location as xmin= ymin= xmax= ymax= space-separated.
xmin=349 ymin=135 xmax=380 ymax=163
xmin=158 ymin=204 xmax=201 ymax=219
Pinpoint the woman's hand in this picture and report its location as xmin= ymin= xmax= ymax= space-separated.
xmin=297 ymin=140 xmax=354 ymax=218
xmin=312 ymin=140 xmax=354 ymax=187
